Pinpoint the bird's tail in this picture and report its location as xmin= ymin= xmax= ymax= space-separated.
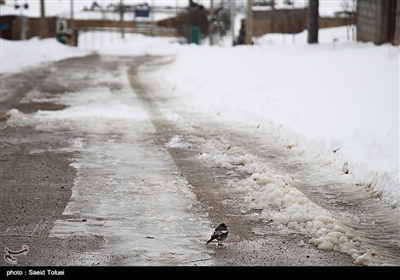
xmin=206 ymin=238 xmax=213 ymax=244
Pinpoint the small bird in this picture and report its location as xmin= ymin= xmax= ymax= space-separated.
xmin=206 ymin=223 xmax=229 ymax=246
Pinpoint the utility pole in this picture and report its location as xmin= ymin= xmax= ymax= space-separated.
xmin=70 ymin=0 xmax=74 ymax=32
xmin=151 ymin=0 xmax=155 ymax=36
xmin=120 ymin=0 xmax=125 ymax=39
xmin=187 ymin=0 xmax=192 ymax=44
xmin=271 ymin=0 xmax=275 ymax=33
xmin=17 ymin=1 xmax=29 ymax=40
xmin=209 ymin=0 xmax=213 ymax=46
xmin=229 ymin=0 xmax=235 ymax=45
xmin=307 ymin=0 xmax=319 ymax=44
xmin=70 ymin=0 xmax=75 ymax=45
xmin=39 ymin=0 xmax=47 ymax=38
xmin=245 ymin=0 xmax=253 ymax=45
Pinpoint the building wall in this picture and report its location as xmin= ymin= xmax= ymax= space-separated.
xmin=356 ymin=0 xmax=400 ymax=45
xmin=10 ymin=17 xmax=57 ymax=40
xmin=356 ymin=0 xmax=387 ymax=44
xmin=238 ymin=10 xmax=355 ymax=40
xmin=0 ymin=15 xmax=17 ymax=40
xmin=393 ymin=0 xmax=400 ymax=44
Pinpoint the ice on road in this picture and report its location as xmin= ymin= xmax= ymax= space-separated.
xmin=8 ymin=60 xmax=213 ymax=265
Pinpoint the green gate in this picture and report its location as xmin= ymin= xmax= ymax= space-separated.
xmin=190 ymin=27 xmax=200 ymax=45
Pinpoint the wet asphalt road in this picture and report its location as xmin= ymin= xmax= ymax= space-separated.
xmin=0 ymin=54 xmax=360 ymax=267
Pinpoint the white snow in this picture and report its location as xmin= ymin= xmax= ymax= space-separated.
xmin=0 ymin=36 xmax=90 ymax=74
xmin=157 ymin=32 xmax=399 ymax=204
xmin=1 ymin=0 xmax=399 ymax=266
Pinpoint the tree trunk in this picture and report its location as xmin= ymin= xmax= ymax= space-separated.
xmin=245 ymin=0 xmax=253 ymax=45
xmin=209 ymin=0 xmax=214 ymax=45
xmin=40 ymin=0 xmax=47 ymax=39
xmin=307 ymin=0 xmax=319 ymax=44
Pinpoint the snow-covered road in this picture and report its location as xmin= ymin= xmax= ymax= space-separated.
xmin=3 ymin=55 xmax=399 ymax=266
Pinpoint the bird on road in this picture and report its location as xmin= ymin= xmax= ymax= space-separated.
xmin=206 ymin=223 xmax=229 ymax=246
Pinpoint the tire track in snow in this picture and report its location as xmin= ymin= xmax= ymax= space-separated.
xmin=134 ymin=56 xmax=400 ymax=266
xmin=129 ymin=57 xmax=358 ymax=266
xmin=32 ymin=55 xmax=213 ymax=265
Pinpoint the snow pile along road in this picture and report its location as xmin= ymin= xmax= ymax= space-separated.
xmin=156 ymin=27 xmax=399 ymax=206
xmin=138 ymin=56 xmax=400 ymax=266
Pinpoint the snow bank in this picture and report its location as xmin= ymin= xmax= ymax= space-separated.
xmin=158 ymin=27 xmax=400 ymax=205
xmin=0 ymin=37 xmax=90 ymax=74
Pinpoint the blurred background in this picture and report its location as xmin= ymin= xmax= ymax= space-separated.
xmin=0 ymin=1 xmax=398 ymax=47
